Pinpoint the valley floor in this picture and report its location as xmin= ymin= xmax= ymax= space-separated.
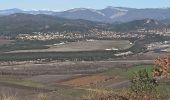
xmin=0 ymin=54 xmax=156 ymax=99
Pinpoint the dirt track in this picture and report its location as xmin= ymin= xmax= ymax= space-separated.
xmin=107 ymin=80 xmax=130 ymax=89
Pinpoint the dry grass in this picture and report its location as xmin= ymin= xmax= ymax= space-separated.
xmin=83 ymin=88 xmax=128 ymax=100
xmin=0 ymin=94 xmax=18 ymax=100
xmin=0 ymin=39 xmax=13 ymax=46
xmin=36 ymin=93 xmax=49 ymax=100
xmin=0 ymin=93 xmax=50 ymax=100
xmin=1 ymin=96 xmax=18 ymax=100
xmin=59 ymin=75 xmax=113 ymax=86
xmin=8 ymin=40 xmax=132 ymax=53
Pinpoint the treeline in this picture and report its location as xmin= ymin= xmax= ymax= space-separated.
xmin=0 ymin=51 xmax=117 ymax=62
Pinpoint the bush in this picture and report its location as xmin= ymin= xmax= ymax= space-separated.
xmin=129 ymin=69 xmax=159 ymax=99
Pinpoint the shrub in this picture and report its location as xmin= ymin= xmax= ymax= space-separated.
xmin=153 ymin=55 xmax=170 ymax=78
xmin=129 ymin=69 xmax=159 ymax=99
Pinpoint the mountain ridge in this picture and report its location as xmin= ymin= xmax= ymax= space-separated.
xmin=111 ymin=18 xmax=168 ymax=32
xmin=1 ymin=7 xmax=170 ymax=23
xmin=0 ymin=13 xmax=168 ymax=35
xmin=0 ymin=13 xmax=108 ymax=35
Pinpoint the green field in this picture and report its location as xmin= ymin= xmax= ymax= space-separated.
xmin=8 ymin=40 xmax=132 ymax=53
xmin=0 ymin=39 xmax=134 ymax=61
xmin=0 ymin=64 xmax=169 ymax=99
xmin=0 ymin=51 xmax=119 ymax=61
xmin=102 ymin=64 xmax=154 ymax=80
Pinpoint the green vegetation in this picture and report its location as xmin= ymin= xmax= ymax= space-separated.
xmin=0 ymin=40 xmax=49 ymax=52
xmin=0 ymin=78 xmax=44 ymax=88
xmin=128 ymin=34 xmax=169 ymax=53
xmin=0 ymin=39 xmax=133 ymax=61
xmin=0 ymin=64 xmax=169 ymax=99
xmin=7 ymin=40 xmax=132 ymax=53
xmin=55 ymin=86 xmax=88 ymax=99
xmin=0 ymin=34 xmax=168 ymax=62
xmin=0 ymin=51 xmax=117 ymax=61
xmin=130 ymin=69 xmax=158 ymax=99
xmin=103 ymin=64 xmax=153 ymax=79
xmin=157 ymin=83 xmax=170 ymax=97
xmin=0 ymin=39 xmax=86 ymax=52
xmin=107 ymin=64 xmax=170 ymax=99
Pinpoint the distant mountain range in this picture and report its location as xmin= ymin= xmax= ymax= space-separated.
xmin=111 ymin=19 xmax=168 ymax=32
xmin=162 ymin=18 xmax=170 ymax=25
xmin=0 ymin=13 xmax=168 ymax=35
xmin=1 ymin=7 xmax=170 ymax=23
xmin=0 ymin=13 xmax=109 ymax=35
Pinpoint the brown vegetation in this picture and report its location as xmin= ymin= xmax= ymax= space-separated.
xmin=0 ymin=39 xmax=13 ymax=46
xmin=84 ymin=70 xmax=159 ymax=100
xmin=0 ymin=93 xmax=49 ymax=100
xmin=153 ymin=55 xmax=170 ymax=78
xmin=59 ymin=75 xmax=113 ymax=86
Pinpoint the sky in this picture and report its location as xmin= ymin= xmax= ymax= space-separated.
xmin=1 ymin=0 xmax=170 ymax=11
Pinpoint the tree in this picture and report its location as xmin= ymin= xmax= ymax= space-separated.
xmin=153 ymin=55 xmax=170 ymax=78
xmin=130 ymin=69 xmax=158 ymax=99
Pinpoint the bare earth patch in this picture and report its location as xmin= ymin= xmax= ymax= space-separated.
xmin=28 ymin=74 xmax=83 ymax=84
xmin=0 ymin=39 xmax=13 ymax=46
xmin=59 ymin=75 xmax=112 ymax=86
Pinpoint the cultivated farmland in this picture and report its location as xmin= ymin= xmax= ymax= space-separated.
xmin=7 ymin=40 xmax=132 ymax=53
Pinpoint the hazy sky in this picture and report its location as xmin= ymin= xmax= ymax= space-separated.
xmin=1 ymin=0 xmax=170 ymax=11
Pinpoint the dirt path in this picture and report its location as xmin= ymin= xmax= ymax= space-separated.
xmin=106 ymin=80 xmax=130 ymax=89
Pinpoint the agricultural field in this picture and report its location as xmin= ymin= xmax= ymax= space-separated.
xmin=0 ymin=59 xmax=169 ymax=99
xmin=7 ymin=40 xmax=132 ymax=53
xmin=0 ymin=39 xmax=134 ymax=62
xmin=0 ymin=59 xmax=153 ymax=99
xmin=0 ymin=39 xmax=13 ymax=46
xmin=0 ymin=40 xmax=49 ymax=52
xmin=0 ymin=38 xmax=169 ymax=99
